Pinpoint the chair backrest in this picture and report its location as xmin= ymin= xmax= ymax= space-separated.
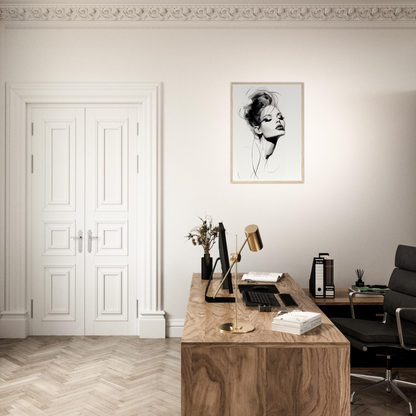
xmin=384 ymin=245 xmax=416 ymax=332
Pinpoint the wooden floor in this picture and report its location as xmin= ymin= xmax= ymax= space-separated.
xmin=0 ymin=337 xmax=181 ymax=416
xmin=0 ymin=337 xmax=415 ymax=416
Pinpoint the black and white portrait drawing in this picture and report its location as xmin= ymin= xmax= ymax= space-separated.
xmin=231 ymin=83 xmax=304 ymax=183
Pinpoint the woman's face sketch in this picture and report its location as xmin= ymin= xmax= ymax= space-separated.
xmin=240 ymin=89 xmax=287 ymax=171
xmin=255 ymin=105 xmax=285 ymax=140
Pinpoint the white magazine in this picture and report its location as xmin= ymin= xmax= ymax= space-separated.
xmin=242 ymin=272 xmax=284 ymax=283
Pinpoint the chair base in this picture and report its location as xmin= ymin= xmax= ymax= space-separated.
xmin=351 ymin=363 xmax=416 ymax=415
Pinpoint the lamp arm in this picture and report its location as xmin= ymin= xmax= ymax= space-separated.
xmin=212 ymin=235 xmax=250 ymax=299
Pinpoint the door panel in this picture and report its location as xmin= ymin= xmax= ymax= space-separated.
xmin=85 ymin=108 xmax=138 ymax=335
xmin=44 ymin=121 xmax=76 ymax=211
xmin=96 ymin=119 xmax=128 ymax=211
xmin=43 ymin=265 xmax=76 ymax=321
xmin=96 ymin=265 xmax=128 ymax=321
xmin=43 ymin=221 xmax=76 ymax=256
xmin=95 ymin=221 xmax=128 ymax=256
xmin=31 ymin=107 xmax=85 ymax=335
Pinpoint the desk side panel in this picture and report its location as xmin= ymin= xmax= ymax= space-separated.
xmin=181 ymin=344 xmax=267 ymax=416
xmin=265 ymin=347 xmax=303 ymax=415
xmin=182 ymin=344 xmax=350 ymax=416
xmin=301 ymin=345 xmax=350 ymax=416
xmin=182 ymin=344 xmax=230 ymax=416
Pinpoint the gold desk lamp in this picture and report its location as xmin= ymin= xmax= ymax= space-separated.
xmin=213 ymin=224 xmax=263 ymax=334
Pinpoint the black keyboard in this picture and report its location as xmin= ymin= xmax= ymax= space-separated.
xmin=243 ymin=291 xmax=280 ymax=307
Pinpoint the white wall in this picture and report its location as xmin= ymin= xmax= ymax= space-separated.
xmin=4 ymin=24 xmax=416 ymax=330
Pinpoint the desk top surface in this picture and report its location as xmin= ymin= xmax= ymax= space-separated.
xmin=182 ymin=273 xmax=349 ymax=346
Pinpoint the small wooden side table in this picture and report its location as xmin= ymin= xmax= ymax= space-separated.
xmin=303 ymin=288 xmax=384 ymax=306
xmin=303 ymin=288 xmax=384 ymax=322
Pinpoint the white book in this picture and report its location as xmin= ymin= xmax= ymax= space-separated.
xmin=272 ymin=311 xmax=321 ymax=329
xmin=273 ymin=315 xmax=321 ymax=330
xmin=242 ymin=272 xmax=284 ymax=283
xmin=272 ymin=318 xmax=321 ymax=335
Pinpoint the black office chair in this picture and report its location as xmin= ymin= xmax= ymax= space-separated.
xmin=332 ymin=245 xmax=416 ymax=415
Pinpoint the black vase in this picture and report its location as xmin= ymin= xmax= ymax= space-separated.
xmin=201 ymin=256 xmax=213 ymax=280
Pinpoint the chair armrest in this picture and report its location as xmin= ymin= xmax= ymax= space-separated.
xmin=395 ymin=308 xmax=416 ymax=351
xmin=348 ymin=290 xmax=386 ymax=319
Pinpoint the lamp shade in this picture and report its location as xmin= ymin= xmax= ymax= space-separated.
xmin=244 ymin=225 xmax=263 ymax=252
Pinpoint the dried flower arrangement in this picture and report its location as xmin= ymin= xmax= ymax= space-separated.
xmin=186 ymin=216 xmax=219 ymax=265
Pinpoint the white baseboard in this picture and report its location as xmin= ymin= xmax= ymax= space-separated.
xmin=0 ymin=311 xmax=29 ymax=338
xmin=139 ymin=310 xmax=166 ymax=338
xmin=0 ymin=310 xmax=184 ymax=339
xmin=167 ymin=319 xmax=184 ymax=338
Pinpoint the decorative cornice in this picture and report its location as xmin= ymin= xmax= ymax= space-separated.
xmin=0 ymin=4 xmax=415 ymax=22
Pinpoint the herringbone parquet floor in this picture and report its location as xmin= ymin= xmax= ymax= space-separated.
xmin=0 ymin=337 xmax=181 ymax=416
xmin=1 ymin=337 xmax=416 ymax=416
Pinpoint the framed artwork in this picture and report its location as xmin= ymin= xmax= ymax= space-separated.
xmin=231 ymin=82 xmax=304 ymax=183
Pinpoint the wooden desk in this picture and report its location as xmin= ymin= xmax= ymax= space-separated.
xmin=182 ymin=273 xmax=350 ymax=416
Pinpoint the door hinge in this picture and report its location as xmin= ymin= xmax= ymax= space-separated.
xmin=136 ymin=300 xmax=139 ymax=319
xmin=31 ymin=299 xmax=33 ymax=318
xmin=137 ymin=155 xmax=139 ymax=173
xmin=31 ymin=122 xmax=34 ymax=136
xmin=137 ymin=122 xmax=139 ymax=136
xmin=31 ymin=155 xmax=34 ymax=173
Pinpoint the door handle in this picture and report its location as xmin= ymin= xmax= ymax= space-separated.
xmin=88 ymin=230 xmax=98 ymax=253
xmin=71 ymin=230 xmax=83 ymax=253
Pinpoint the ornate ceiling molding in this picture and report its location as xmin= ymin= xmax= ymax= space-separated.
xmin=0 ymin=4 xmax=415 ymax=22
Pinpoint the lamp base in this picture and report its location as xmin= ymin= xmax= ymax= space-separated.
xmin=218 ymin=322 xmax=255 ymax=334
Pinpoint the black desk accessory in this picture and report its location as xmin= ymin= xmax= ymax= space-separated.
xmin=205 ymin=258 xmax=234 ymax=303
xmin=238 ymin=284 xmax=279 ymax=294
xmin=243 ymin=291 xmax=280 ymax=307
xmin=355 ymin=269 xmax=365 ymax=287
xmin=279 ymin=293 xmax=298 ymax=307
xmin=204 ymin=222 xmax=234 ymax=303
xmin=258 ymin=305 xmax=272 ymax=312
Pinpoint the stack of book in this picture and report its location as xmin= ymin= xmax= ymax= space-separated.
xmin=271 ymin=311 xmax=321 ymax=335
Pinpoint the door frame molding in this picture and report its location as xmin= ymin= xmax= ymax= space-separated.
xmin=4 ymin=82 xmax=165 ymax=338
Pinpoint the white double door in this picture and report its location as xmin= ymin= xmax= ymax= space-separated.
xmin=30 ymin=105 xmax=139 ymax=335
